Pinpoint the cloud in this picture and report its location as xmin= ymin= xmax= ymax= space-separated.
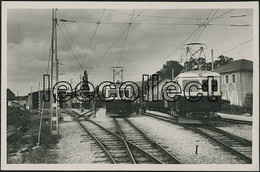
xmin=6 ymin=8 xmax=254 ymax=96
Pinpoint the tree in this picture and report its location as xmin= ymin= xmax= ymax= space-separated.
xmin=183 ymin=55 xmax=233 ymax=71
xmin=156 ymin=60 xmax=184 ymax=79
xmin=213 ymin=55 xmax=233 ymax=69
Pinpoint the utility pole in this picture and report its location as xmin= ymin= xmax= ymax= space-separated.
xmin=70 ymin=79 xmax=73 ymax=108
xmin=54 ymin=8 xmax=59 ymax=134
xmin=30 ymin=86 xmax=33 ymax=112
xmin=171 ymin=68 xmax=174 ymax=81
xmin=80 ymin=74 xmax=82 ymax=112
xmin=50 ymin=8 xmax=59 ymax=135
xmin=38 ymin=82 xmax=41 ymax=113
xmin=211 ymin=49 xmax=214 ymax=71
xmin=185 ymin=47 xmax=189 ymax=72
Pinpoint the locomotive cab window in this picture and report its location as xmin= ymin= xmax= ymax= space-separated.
xmin=120 ymin=89 xmax=130 ymax=97
xmin=202 ymin=79 xmax=218 ymax=92
xmin=107 ymin=89 xmax=118 ymax=98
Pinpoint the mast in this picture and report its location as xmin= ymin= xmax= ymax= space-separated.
xmin=50 ymin=9 xmax=54 ymax=132
xmin=50 ymin=9 xmax=59 ymax=134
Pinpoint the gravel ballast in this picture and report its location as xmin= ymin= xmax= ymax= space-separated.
xmin=56 ymin=108 xmax=249 ymax=164
xmin=129 ymin=115 xmax=247 ymax=164
xmin=216 ymin=124 xmax=252 ymax=141
xmin=55 ymin=112 xmax=96 ymax=163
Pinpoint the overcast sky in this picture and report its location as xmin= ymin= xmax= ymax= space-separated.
xmin=7 ymin=8 xmax=253 ymax=96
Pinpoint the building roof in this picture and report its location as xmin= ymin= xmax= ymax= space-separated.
xmin=176 ymin=70 xmax=220 ymax=79
xmin=7 ymin=89 xmax=15 ymax=100
xmin=214 ymin=59 xmax=253 ymax=74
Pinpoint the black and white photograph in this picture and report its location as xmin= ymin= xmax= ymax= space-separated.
xmin=1 ymin=1 xmax=259 ymax=171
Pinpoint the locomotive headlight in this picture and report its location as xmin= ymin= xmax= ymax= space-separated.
xmin=199 ymin=73 xmax=203 ymax=77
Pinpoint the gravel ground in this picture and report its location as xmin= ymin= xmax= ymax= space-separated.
xmin=216 ymin=124 xmax=252 ymax=141
xmin=55 ymin=112 xmax=96 ymax=163
xmin=129 ymin=115 xmax=247 ymax=164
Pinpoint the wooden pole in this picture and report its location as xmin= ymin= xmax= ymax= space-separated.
xmin=171 ymin=68 xmax=174 ymax=81
xmin=54 ymin=9 xmax=59 ymax=134
xmin=211 ymin=49 xmax=214 ymax=71
xmin=31 ymin=86 xmax=33 ymax=112
xmin=50 ymin=9 xmax=54 ymax=132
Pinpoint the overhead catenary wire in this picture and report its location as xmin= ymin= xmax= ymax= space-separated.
xmin=57 ymin=19 xmax=250 ymax=27
xmin=57 ymin=23 xmax=85 ymax=70
xmin=116 ymin=10 xmax=135 ymax=67
xmin=191 ymin=9 xmax=219 ymax=47
xmin=56 ymin=10 xmax=85 ymax=69
xmin=150 ymin=9 xmax=239 ymax=73
xmin=55 ymin=9 xmax=250 ymax=77
xmin=106 ymin=9 xmax=249 ymax=20
xmin=80 ymin=9 xmax=106 ymax=70
xmin=90 ymin=9 xmax=144 ymax=70
xmin=57 ymin=9 xmax=249 ymax=28
xmin=190 ymin=9 xmax=216 ymax=43
xmin=151 ymin=25 xmax=203 ymax=70
xmin=91 ymin=26 xmax=130 ymax=69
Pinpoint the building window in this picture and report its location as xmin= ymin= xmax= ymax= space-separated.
xmin=225 ymin=75 xmax=229 ymax=84
xmin=232 ymin=74 xmax=235 ymax=83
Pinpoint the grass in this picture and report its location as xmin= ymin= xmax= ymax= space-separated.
xmin=7 ymin=108 xmax=60 ymax=164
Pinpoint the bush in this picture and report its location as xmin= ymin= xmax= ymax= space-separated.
xmin=245 ymin=92 xmax=253 ymax=114
xmin=7 ymin=109 xmax=60 ymax=164
xmin=221 ymin=98 xmax=252 ymax=115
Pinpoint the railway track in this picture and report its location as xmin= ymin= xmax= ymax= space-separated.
xmin=142 ymin=112 xmax=177 ymax=124
xmin=146 ymin=111 xmax=252 ymax=125
xmin=114 ymin=118 xmax=180 ymax=164
xmin=185 ymin=125 xmax=252 ymax=164
xmin=142 ymin=111 xmax=252 ymax=163
xmin=67 ymin=110 xmax=181 ymax=164
xmin=221 ymin=118 xmax=252 ymax=125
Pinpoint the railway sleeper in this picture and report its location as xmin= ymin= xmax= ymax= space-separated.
xmin=113 ymin=157 xmax=132 ymax=163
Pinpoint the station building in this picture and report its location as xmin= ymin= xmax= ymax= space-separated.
xmin=214 ymin=59 xmax=253 ymax=106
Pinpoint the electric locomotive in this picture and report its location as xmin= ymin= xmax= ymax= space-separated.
xmin=147 ymin=70 xmax=222 ymax=123
xmin=104 ymin=82 xmax=136 ymax=117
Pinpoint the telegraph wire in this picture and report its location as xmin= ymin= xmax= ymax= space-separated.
xmin=210 ymin=9 xmax=235 ymax=22
xmin=214 ymin=39 xmax=253 ymax=58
